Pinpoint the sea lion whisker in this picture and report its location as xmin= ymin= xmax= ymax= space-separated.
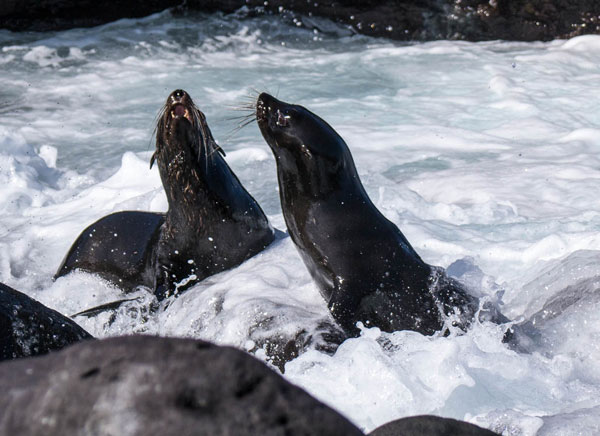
xmin=238 ymin=96 xmax=258 ymax=103
xmin=206 ymin=145 xmax=225 ymax=158
xmin=241 ymin=88 xmax=260 ymax=99
xmin=233 ymin=92 xmax=260 ymax=110
xmin=196 ymin=116 xmax=213 ymax=173
xmin=154 ymin=104 xmax=167 ymax=122
xmin=225 ymin=107 xmax=256 ymax=112
xmin=227 ymin=98 xmax=256 ymax=106
xmin=220 ymin=119 xmax=257 ymax=145
xmin=224 ymin=117 xmax=257 ymax=138
xmin=247 ymin=87 xmax=261 ymax=99
xmin=225 ymin=114 xmax=257 ymax=126
xmin=240 ymin=103 xmax=256 ymax=110
xmin=236 ymin=117 xmax=257 ymax=129
xmin=224 ymin=112 xmax=256 ymax=121
xmin=150 ymin=106 xmax=169 ymax=169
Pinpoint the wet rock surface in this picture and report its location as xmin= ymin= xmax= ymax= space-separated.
xmin=0 ymin=0 xmax=180 ymax=31
xmin=0 ymin=282 xmax=92 ymax=361
xmin=0 ymin=334 xmax=502 ymax=435
xmin=0 ymin=335 xmax=363 ymax=436
xmin=1 ymin=0 xmax=599 ymax=41
xmin=368 ymin=414 xmax=499 ymax=436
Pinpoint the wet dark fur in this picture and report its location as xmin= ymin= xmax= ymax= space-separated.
xmin=150 ymin=90 xmax=275 ymax=299
xmin=56 ymin=90 xmax=275 ymax=300
xmin=256 ymin=93 xmax=507 ymax=336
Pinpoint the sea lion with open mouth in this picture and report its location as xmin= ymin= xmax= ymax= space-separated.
xmin=56 ymin=90 xmax=275 ymax=301
xmin=256 ymin=92 xmax=507 ymax=336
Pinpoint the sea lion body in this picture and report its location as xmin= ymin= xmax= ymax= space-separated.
xmin=256 ymin=93 xmax=498 ymax=335
xmin=56 ymin=90 xmax=275 ymax=299
xmin=0 ymin=282 xmax=92 ymax=361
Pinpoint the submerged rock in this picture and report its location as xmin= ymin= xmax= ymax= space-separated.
xmin=0 ymin=335 xmax=363 ymax=436
xmin=1 ymin=0 xmax=599 ymax=41
xmin=0 ymin=282 xmax=92 ymax=361
xmin=368 ymin=415 xmax=499 ymax=436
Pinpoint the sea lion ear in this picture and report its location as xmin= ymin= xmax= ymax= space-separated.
xmin=204 ymin=125 xmax=226 ymax=157
xmin=149 ymin=152 xmax=157 ymax=169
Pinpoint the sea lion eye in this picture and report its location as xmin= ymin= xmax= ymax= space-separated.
xmin=276 ymin=110 xmax=290 ymax=127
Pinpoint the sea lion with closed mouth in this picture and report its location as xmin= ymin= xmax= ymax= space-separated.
xmin=56 ymin=89 xmax=275 ymax=300
xmin=256 ymin=92 xmax=507 ymax=336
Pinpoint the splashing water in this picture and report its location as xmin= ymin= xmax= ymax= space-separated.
xmin=2 ymin=10 xmax=600 ymax=435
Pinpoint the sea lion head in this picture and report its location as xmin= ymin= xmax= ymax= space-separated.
xmin=256 ymin=93 xmax=348 ymax=162
xmin=256 ymin=92 xmax=357 ymax=195
xmin=151 ymin=89 xmax=224 ymax=171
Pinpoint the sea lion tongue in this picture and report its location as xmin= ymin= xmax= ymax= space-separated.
xmin=173 ymin=104 xmax=186 ymax=117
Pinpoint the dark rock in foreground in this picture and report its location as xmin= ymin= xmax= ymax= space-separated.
xmin=0 ymin=282 xmax=92 ymax=361
xmin=0 ymin=335 xmax=363 ymax=436
xmin=369 ymin=415 xmax=499 ymax=436
xmin=1 ymin=0 xmax=599 ymax=42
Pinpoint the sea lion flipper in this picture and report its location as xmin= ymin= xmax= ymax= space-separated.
xmin=71 ymin=297 xmax=140 ymax=318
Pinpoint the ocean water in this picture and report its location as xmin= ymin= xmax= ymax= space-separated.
xmin=2 ymin=10 xmax=600 ymax=435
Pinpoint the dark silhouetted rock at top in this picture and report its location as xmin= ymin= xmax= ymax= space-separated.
xmin=197 ymin=0 xmax=600 ymax=41
xmin=0 ymin=282 xmax=92 ymax=361
xmin=0 ymin=335 xmax=363 ymax=436
xmin=0 ymin=0 xmax=180 ymax=31
xmin=368 ymin=415 xmax=499 ymax=436
xmin=1 ymin=0 xmax=599 ymax=42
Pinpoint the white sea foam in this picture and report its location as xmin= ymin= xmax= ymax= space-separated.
xmin=1 ymin=13 xmax=600 ymax=434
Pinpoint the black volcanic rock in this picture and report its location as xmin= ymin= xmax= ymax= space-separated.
xmin=0 ymin=282 xmax=92 ymax=361
xmin=0 ymin=0 xmax=180 ymax=32
xmin=368 ymin=415 xmax=499 ymax=436
xmin=0 ymin=0 xmax=599 ymax=41
xmin=0 ymin=335 xmax=363 ymax=436
xmin=196 ymin=0 xmax=600 ymax=41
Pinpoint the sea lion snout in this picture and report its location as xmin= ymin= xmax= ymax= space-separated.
xmin=256 ymin=93 xmax=285 ymax=121
xmin=165 ymin=89 xmax=193 ymax=123
xmin=171 ymin=89 xmax=186 ymax=102
xmin=257 ymin=93 xmax=292 ymax=134
xmin=256 ymin=93 xmax=270 ymax=124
